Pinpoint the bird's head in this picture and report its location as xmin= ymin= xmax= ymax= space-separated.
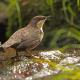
xmin=30 ymin=16 xmax=48 ymax=29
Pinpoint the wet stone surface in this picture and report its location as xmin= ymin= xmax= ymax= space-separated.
xmin=0 ymin=49 xmax=80 ymax=80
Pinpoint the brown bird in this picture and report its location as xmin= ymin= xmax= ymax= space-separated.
xmin=1 ymin=15 xmax=48 ymax=52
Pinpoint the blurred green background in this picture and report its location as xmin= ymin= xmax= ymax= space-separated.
xmin=0 ymin=0 xmax=80 ymax=50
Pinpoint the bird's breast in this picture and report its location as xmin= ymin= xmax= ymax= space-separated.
xmin=17 ymin=28 xmax=44 ymax=50
xmin=39 ymin=27 xmax=44 ymax=41
xmin=33 ymin=27 xmax=44 ymax=42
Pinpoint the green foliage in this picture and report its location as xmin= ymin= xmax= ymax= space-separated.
xmin=46 ymin=0 xmax=80 ymax=49
xmin=77 ymin=0 xmax=80 ymax=10
xmin=0 ymin=0 xmax=80 ymax=49
xmin=0 ymin=2 xmax=7 ymax=12
xmin=32 ymin=55 xmax=80 ymax=80
xmin=46 ymin=0 xmax=54 ymax=13
xmin=53 ymin=68 xmax=80 ymax=80
xmin=6 ymin=0 xmax=22 ymax=37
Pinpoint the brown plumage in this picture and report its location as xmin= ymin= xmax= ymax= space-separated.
xmin=1 ymin=16 xmax=47 ymax=51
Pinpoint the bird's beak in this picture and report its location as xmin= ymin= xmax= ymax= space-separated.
xmin=45 ymin=16 xmax=51 ymax=20
xmin=46 ymin=16 xmax=51 ymax=19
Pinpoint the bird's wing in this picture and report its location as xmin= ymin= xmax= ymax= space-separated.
xmin=17 ymin=37 xmax=40 ymax=50
xmin=2 ymin=27 xmax=29 ymax=48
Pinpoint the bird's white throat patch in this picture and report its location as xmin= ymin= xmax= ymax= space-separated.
xmin=37 ymin=20 xmax=45 ymax=29
xmin=37 ymin=20 xmax=45 ymax=41
xmin=40 ymin=27 xmax=43 ymax=41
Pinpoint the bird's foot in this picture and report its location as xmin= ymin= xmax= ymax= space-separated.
xmin=25 ymin=50 xmax=35 ymax=58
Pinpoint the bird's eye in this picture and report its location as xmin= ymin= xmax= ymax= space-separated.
xmin=42 ymin=17 xmax=46 ymax=20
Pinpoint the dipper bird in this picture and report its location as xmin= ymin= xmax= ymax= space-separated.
xmin=1 ymin=16 xmax=48 ymax=51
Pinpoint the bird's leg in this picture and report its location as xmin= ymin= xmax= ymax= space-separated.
xmin=15 ymin=48 xmax=22 ymax=57
xmin=26 ymin=49 xmax=32 ymax=53
xmin=25 ymin=49 xmax=33 ymax=57
xmin=14 ymin=49 xmax=33 ymax=59
xmin=16 ymin=50 xmax=19 ymax=57
xmin=12 ymin=49 xmax=23 ymax=61
xmin=16 ymin=49 xmax=27 ymax=57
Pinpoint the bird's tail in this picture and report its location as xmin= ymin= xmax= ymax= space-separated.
xmin=0 ymin=42 xmax=4 ymax=51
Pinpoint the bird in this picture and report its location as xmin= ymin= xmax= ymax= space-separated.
xmin=0 ymin=15 xmax=48 ymax=52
